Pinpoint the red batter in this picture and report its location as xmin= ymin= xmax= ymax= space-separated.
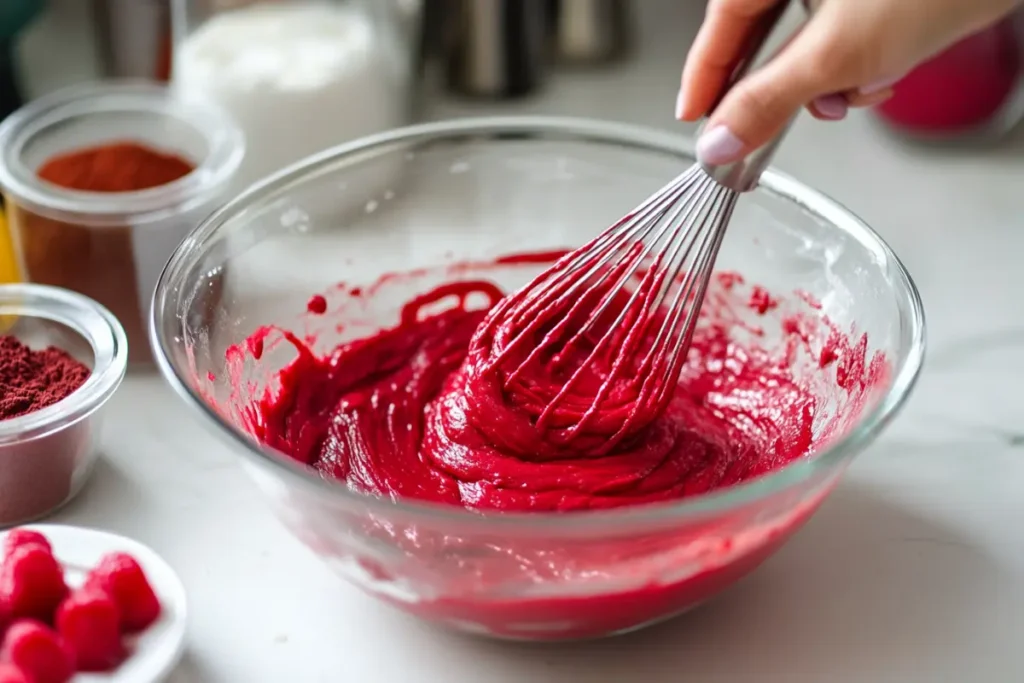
xmin=223 ymin=253 xmax=887 ymax=638
xmin=243 ymin=260 xmax=882 ymax=512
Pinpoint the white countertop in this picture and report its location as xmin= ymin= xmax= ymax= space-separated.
xmin=50 ymin=2 xmax=1024 ymax=681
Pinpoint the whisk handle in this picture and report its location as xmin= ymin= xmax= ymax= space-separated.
xmin=699 ymin=0 xmax=805 ymax=193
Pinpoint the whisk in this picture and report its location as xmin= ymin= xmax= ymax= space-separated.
xmin=474 ymin=2 xmax=803 ymax=453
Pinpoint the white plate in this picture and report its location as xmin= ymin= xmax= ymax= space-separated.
xmin=0 ymin=525 xmax=187 ymax=683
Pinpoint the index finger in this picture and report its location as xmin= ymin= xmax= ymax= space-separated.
xmin=678 ymin=0 xmax=785 ymax=121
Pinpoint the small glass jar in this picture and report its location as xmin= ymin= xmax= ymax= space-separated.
xmin=0 ymin=283 xmax=127 ymax=527
xmin=875 ymin=12 xmax=1024 ymax=141
xmin=171 ymin=0 xmax=417 ymax=189
xmin=0 ymin=81 xmax=244 ymax=366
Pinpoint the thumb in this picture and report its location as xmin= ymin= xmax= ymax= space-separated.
xmin=696 ymin=26 xmax=832 ymax=166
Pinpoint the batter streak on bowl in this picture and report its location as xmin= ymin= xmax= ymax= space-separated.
xmin=229 ymin=252 xmax=887 ymax=514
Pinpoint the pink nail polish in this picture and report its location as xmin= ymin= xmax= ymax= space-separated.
xmin=813 ymin=94 xmax=848 ymax=120
xmin=695 ymin=126 xmax=745 ymax=165
xmin=674 ymin=90 xmax=686 ymax=120
xmin=859 ymin=75 xmax=902 ymax=96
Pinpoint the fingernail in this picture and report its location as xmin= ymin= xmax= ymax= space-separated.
xmin=695 ymin=125 xmax=745 ymax=165
xmin=860 ymin=75 xmax=902 ymax=96
xmin=674 ymin=90 xmax=686 ymax=120
xmin=812 ymin=93 xmax=848 ymax=120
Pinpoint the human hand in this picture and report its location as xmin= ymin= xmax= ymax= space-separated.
xmin=678 ymin=0 xmax=1024 ymax=165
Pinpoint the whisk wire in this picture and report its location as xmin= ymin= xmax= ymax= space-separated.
xmin=481 ymin=162 xmax=758 ymax=451
xmin=640 ymin=182 xmax=737 ymax=419
xmin=579 ymin=166 xmax=710 ymax=341
xmin=497 ymin=168 xmax=700 ymax=384
xmin=474 ymin=1 xmax=798 ymax=450
xmin=593 ymin=179 xmax=735 ymax=445
xmin=477 ymin=162 xmax=744 ymax=450
xmin=537 ymin=170 xmax=726 ymax=437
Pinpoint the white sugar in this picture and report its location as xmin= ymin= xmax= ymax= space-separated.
xmin=174 ymin=3 xmax=404 ymax=188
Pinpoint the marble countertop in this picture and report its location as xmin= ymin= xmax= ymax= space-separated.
xmin=50 ymin=2 xmax=1024 ymax=681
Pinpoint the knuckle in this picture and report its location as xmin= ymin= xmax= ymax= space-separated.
xmin=737 ymin=74 xmax=790 ymax=116
xmin=732 ymin=82 xmax=776 ymax=117
xmin=731 ymin=80 xmax=790 ymax=128
xmin=796 ymin=57 xmax=837 ymax=94
xmin=798 ymin=26 xmax=869 ymax=87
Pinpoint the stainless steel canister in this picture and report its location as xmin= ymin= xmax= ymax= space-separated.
xmin=440 ymin=0 xmax=547 ymax=98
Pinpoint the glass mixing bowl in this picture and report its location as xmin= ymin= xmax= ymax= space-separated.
xmin=151 ymin=117 xmax=925 ymax=641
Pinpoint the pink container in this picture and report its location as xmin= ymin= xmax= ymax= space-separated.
xmin=875 ymin=13 xmax=1024 ymax=139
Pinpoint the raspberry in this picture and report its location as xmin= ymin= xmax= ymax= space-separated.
xmin=84 ymin=553 xmax=161 ymax=632
xmin=55 ymin=590 xmax=125 ymax=672
xmin=0 ymin=620 xmax=74 ymax=683
xmin=0 ymin=546 xmax=68 ymax=623
xmin=2 ymin=531 xmax=51 ymax=559
xmin=0 ymin=599 xmax=9 ymax=639
xmin=0 ymin=663 xmax=30 ymax=683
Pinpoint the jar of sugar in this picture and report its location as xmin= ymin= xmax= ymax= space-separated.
xmin=171 ymin=0 xmax=417 ymax=190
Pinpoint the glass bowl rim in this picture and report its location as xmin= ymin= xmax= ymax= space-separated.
xmin=150 ymin=115 xmax=926 ymax=530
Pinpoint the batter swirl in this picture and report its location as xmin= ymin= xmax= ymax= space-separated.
xmin=246 ymin=262 xmax=877 ymax=513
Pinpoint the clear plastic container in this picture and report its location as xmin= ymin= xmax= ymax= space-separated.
xmin=171 ymin=0 xmax=416 ymax=189
xmin=0 ymin=283 xmax=127 ymax=527
xmin=0 ymin=81 xmax=244 ymax=366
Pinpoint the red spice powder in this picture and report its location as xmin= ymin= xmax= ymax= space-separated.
xmin=0 ymin=335 xmax=91 ymax=420
xmin=37 ymin=142 xmax=194 ymax=193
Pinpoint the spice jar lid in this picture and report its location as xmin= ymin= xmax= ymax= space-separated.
xmin=0 ymin=283 xmax=127 ymax=444
xmin=0 ymin=80 xmax=244 ymax=227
